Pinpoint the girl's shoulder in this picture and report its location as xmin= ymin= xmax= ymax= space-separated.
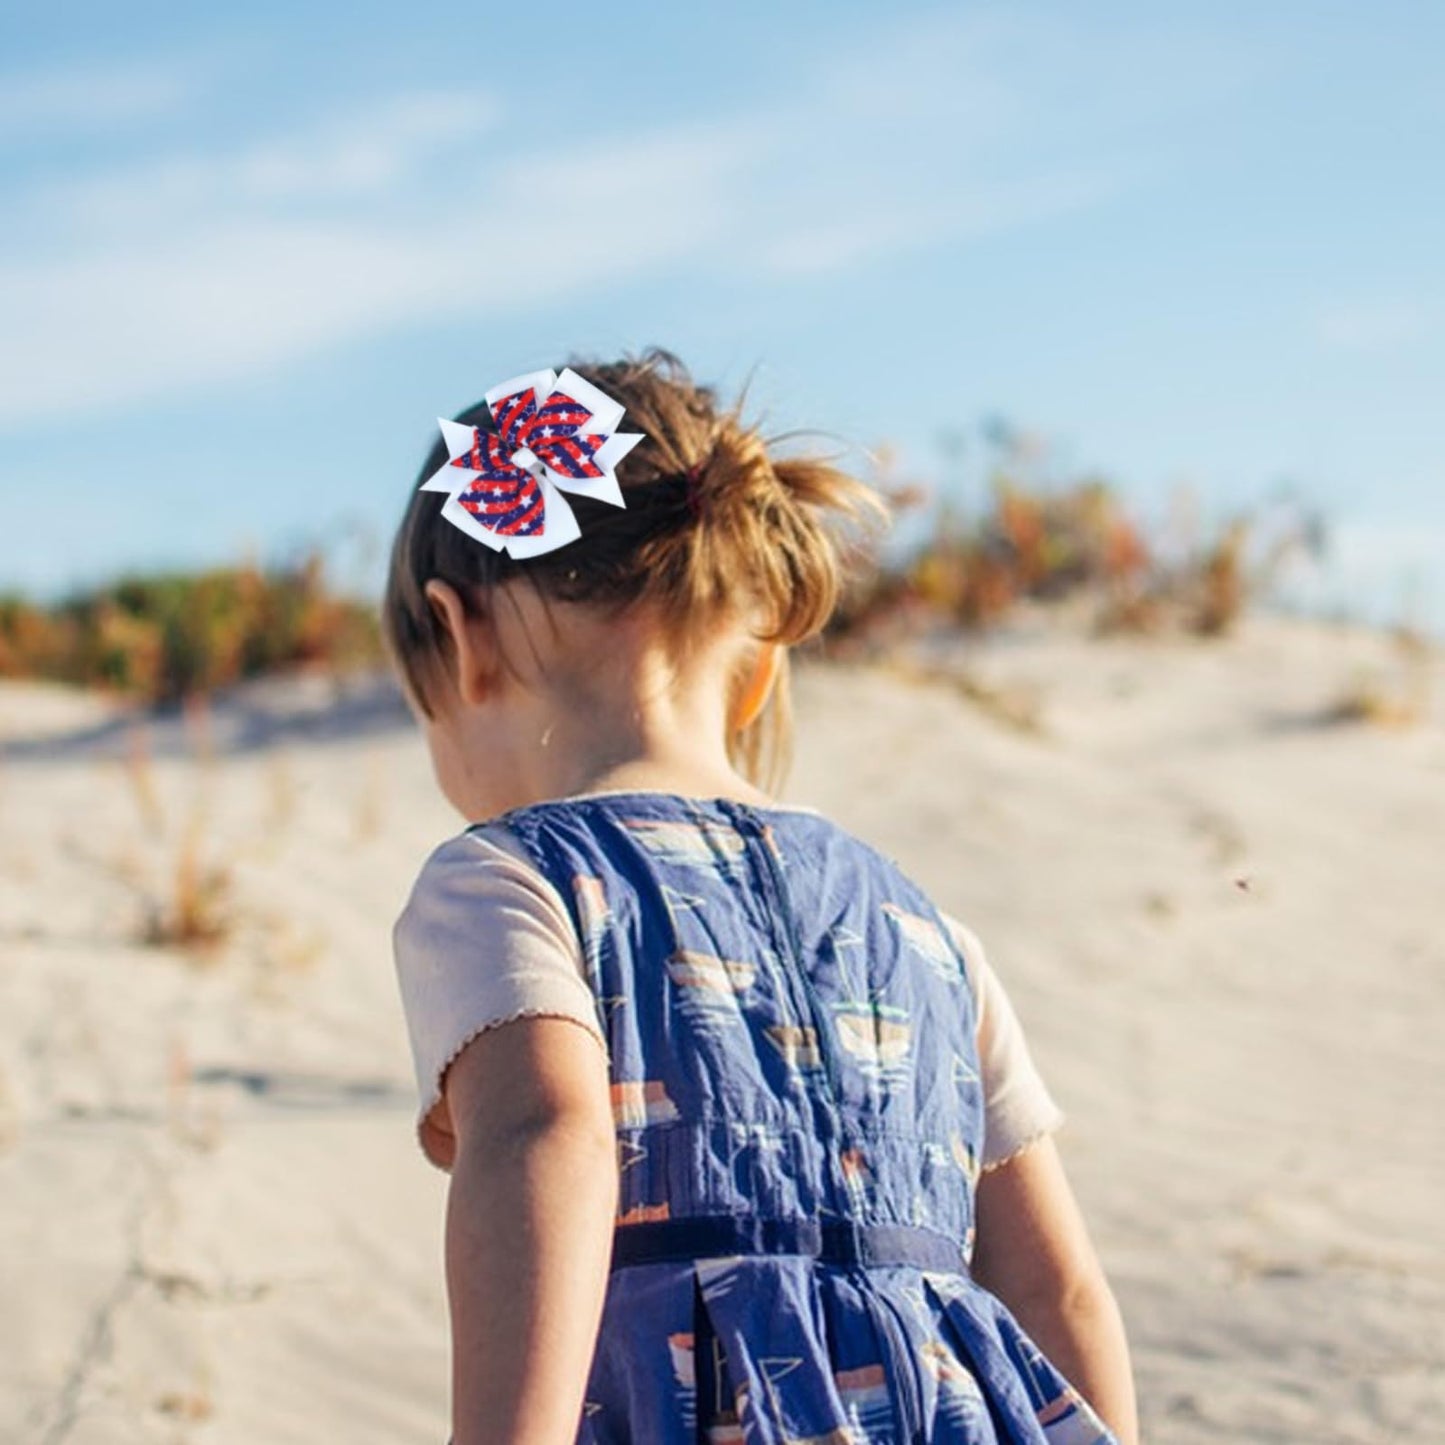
xmin=392 ymin=826 xmax=605 ymax=1172
xmin=394 ymin=824 xmax=572 ymax=948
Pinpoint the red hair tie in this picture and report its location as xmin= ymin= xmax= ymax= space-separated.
xmin=684 ymin=461 xmax=706 ymax=519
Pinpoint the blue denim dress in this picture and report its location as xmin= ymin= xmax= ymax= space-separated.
xmin=478 ymin=791 xmax=1117 ymax=1445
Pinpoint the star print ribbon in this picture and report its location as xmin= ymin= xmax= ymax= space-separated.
xmin=420 ymin=368 xmax=642 ymax=557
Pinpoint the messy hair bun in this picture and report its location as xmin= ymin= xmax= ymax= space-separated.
xmin=381 ymin=347 xmax=887 ymax=791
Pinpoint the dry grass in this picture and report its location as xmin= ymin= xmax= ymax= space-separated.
xmin=352 ymin=749 xmax=386 ymax=842
xmin=883 ymin=657 xmax=1047 ymax=737
xmin=120 ymin=716 xmax=165 ymax=834
xmin=139 ymin=805 xmax=235 ymax=960
xmin=1322 ymin=627 xmax=1434 ymax=729
xmin=116 ymin=738 xmax=331 ymax=983
xmin=265 ymin=750 xmax=297 ymax=834
xmin=826 ymin=431 xmax=1327 ymax=651
xmin=1325 ymin=675 xmax=1427 ymax=728
xmin=154 ymin=1390 xmax=215 ymax=1423
xmin=1191 ymin=518 xmax=1251 ymax=638
xmin=944 ymin=670 xmax=1047 ymax=737
xmin=154 ymin=1360 xmax=216 ymax=1422
xmin=182 ymin=690 xmax=216 ymax=768
xmin=0 ymin=1067 xmax=18 ymax=1152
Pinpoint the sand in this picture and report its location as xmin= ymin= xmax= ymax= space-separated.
xmin=1 ymin=612 xmax=1441 ymax=1444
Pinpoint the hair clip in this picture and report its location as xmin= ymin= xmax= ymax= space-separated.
xmin=420 ymin=368 xmax=643 ymax=558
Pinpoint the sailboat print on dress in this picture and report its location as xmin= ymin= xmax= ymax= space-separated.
xmin=759 ymin=1359 xmax=854 ymax=1445
xmin=822 ymin=922 xmax=868 ymax=964
xmin=667 ymin=947 xmax=760 ymax=1035
xmin=617 ymin=1137 xmax=648 ymax=1174
xmin=668 ymin=1331 xmax=695 ymax=1388
xmin=763 ymin=1024 xmax=824 ymax=1072
xmin=952 ymin=1049 xmax=981 ymax=1088
xmin=685 ymin=1308 xmax=748 ymax=1445
xmin=833 ymin=1363 xmax=895 ymax=1444
xmin=1037 ymin=1388 xmax=1118 ymax=1445
xmin=826 ymin=916 xmax=914 ymax=1081
xmin=667 ymin=1331 xmax=698 ymax=1435
xmin=665 ymin=950 xmax=759 ymax=1000
xmin=621 ymin=815 xmax=751 ymax=873
xmin=571 ymin=871 xmax=629 ymax=1026
xmin=569 ymin=871 xmax=617 ymax=1041
xmin=611 ymin=1079 xmax=680 ymax=1127
xmin=950 ymin=1130 xmax=981 ymax=1186
xmin=668 ymin=1329 xmax=766 ymax=1445
xmin=616 ymin=1200 xmax=670 ymax=1224
xmin=661 ymin=882 xmax=711 ymax=921
xmin=1007 ymin=1329 xmax=1117 ymax=1445
xmin=571 ymin=873 xmax=612 ymax=982
xmin=918 ymin=1339 xmax=990 ymax=1428
xmin=832 ymin=1003 xmax=912 ymax=1074
xmin=838 ymin=1146 xmax=872 ymax=1213
xmin=662 ymin=873 xmax=759 ymax=1026
xmin=748 ymin=932 xmax=827 ymax=1076
xmin=880 ymin=901 xmax=966 ymax=985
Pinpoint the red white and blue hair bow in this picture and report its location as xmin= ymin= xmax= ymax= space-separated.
xmin=421 ymin=368 xmax=642 ymax=557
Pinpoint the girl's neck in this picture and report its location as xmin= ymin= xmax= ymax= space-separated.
xmin=445 ymin=662 xmax=775 ymax=818
xmin=481 ymin=719 xmax=776 ymax=813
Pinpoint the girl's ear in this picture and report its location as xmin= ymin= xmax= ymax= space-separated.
xmin=423 ymin=579 xmax=495 ymax=707
xmin=731 ymin=640 xmax=784 ymax=733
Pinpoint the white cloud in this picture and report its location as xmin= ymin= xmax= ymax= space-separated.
xmin=757 ymin=170 xmax=1126 ymax=278
xmin=23 ymin=89 xmax=498 ymax=236
xmin=224 ymin=92 xmax=499 ymax=200
xmin=1316 ymin=298 xmax=1434 ymax=353
xmin=0 ymin=61 xmax=196 ymax=140
xmin=0 ymin=123 xmax=752 ymax=423
xmin=0 ymin=13 xmax=1157 ymax=428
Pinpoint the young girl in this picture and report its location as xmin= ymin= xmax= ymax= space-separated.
xmin=384 ymin=350 xmax=1138 ymax=1445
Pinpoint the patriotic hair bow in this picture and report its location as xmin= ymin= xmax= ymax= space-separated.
xmin=421 ymin=368 xmax=642 ymax=557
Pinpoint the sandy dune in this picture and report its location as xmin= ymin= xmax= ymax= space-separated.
xmin=1 ymin=613 xmax=1441 ymax=1443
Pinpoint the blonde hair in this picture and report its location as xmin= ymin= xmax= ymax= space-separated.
xmin=380 ymin=348 xmax=887 ymax=793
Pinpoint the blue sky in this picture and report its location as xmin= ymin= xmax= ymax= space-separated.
xmin=2 ymin=2 xmax=1441 ymax=626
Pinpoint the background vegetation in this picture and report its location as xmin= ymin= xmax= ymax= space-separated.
xmin=823 ymin=421 xmax=1328 ymax=656
xmin=0 ymin=551 xmax=382 ymax=702
xmin=0 ymin=423 xmax=1334 ymax=702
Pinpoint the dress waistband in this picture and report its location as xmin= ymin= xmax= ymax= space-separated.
xmin=609 ymin=1215 xmax=969 ymax=1274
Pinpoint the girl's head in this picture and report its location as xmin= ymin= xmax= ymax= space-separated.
xmin=381 ymin=348 xmax=885 ymax=815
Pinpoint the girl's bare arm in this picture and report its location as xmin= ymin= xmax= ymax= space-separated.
xmin=971 ymin=1134 xmax=1140 ymax=1445
xmin=440 ymin=1016 xmax=618 ymax=1445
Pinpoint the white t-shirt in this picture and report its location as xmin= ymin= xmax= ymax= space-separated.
xmin=394 ymin=827 xmax=1066 ymax=1174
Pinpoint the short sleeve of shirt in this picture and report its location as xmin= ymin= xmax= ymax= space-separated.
xmin=392 ymin=828 xmax=608 ymax=1172
xmin=938 ymin=911 xmax=1067 ymax=1169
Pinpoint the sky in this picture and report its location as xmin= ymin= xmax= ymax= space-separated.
xmin=2 ymin=1 xmax=1442 ymax=628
